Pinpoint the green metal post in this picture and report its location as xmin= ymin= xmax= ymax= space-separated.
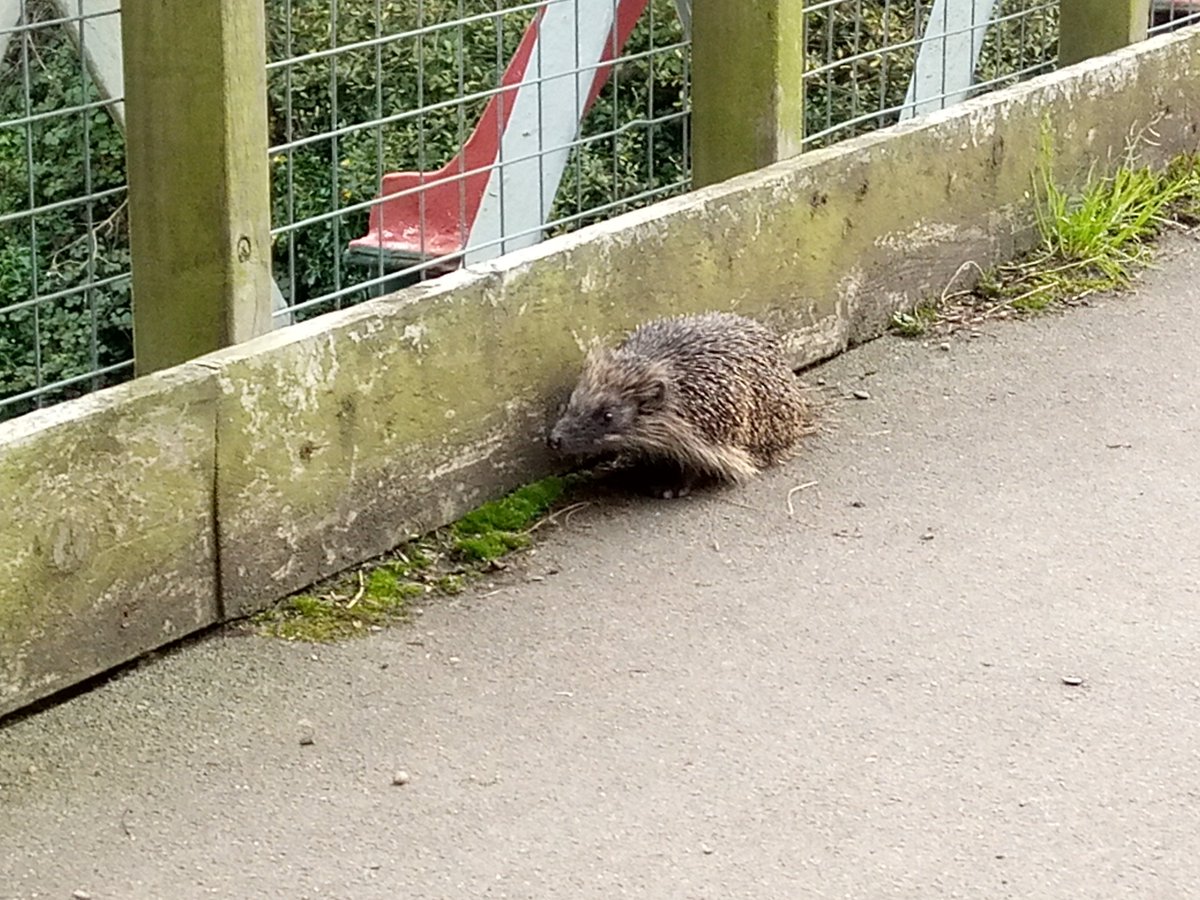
xmin=691 ymin=0 xmax=806 ymax=188
xmin=1059 ymin=0 xmax=1151 ymax=67
xmin=121 ymin=1 xmax=274 ymax=376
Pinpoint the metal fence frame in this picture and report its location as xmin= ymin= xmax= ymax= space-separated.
xmin=1149 ymin=0 xmax=1200 ymax=35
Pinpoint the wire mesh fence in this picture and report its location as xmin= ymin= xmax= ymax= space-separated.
xmin=4 ymin=0 xmax=1197 ymax=425
xmin=1149 ymin=0 xmax=1200 ymax=36
xmin=801 ymin=0 xmax=1058 ymax=151
xmin=266 ymin=0 xmax=692 ymax=323
xmin=0 ymin=0 xmax=132 ymax=422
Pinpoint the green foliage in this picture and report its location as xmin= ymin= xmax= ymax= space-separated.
xmin=450 ymin=475 xmax=568 ymax=560
xmin=1035 ymin=154 xmax=1194 ymax=284
xmin=0 ymin=2 xmax=132 ymax=420
xmin=990 ymin=143 xmax=1200 ymax=310
xmin=900 ymin=145 xmax=1200 ymax=328
xmin=453 ymin=476 xmax=566 ymax=535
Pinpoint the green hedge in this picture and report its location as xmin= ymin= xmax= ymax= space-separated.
xmin=0 ymin=4 xmax=131 ymax=420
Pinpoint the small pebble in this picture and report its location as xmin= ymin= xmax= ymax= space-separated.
xmin=921 ymin=531 xmax=935 ymax=541
xmin=298 ymin=719 xmax=315 ymax=746
xmin=852 ymin=389 xmax=871 ymax=400
xmin=1061 ymin=675 xmax=1084 ymax=687
xmin=701 ymin=844 xmax=715 ymax=856
xmin=939 ymin=342 xmax=951 ymax=351
xmin=448 ymin=656 xmax=461 ymax=664
xmin=850 ymin=500 xmax=865 ymax=508
xmin=72 ymin=891 xmax=92 ymax=900
xmin=816 ymin=377 xmax=827 ymax=386
xmin=392 ymin=771 xmax=411 ymax=786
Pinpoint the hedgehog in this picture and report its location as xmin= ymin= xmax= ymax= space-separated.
xmin=547 ymin=311 xmax=810 ymax=495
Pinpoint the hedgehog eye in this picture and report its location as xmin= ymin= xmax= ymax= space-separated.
xmin=594 ymin=407 xmax=614 ymax=424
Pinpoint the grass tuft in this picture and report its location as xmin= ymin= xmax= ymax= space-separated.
xmin=890 ymin=302 xmax=941 ymax=338
xmin=896 ymin=137 xmax=1200 ymax=334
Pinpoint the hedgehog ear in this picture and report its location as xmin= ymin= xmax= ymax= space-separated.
xmin=637 ymin=377 xmax=668 ymax=412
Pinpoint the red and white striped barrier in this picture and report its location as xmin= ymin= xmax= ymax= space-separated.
xmin=348 ymin=0 xmax=651 ymax=274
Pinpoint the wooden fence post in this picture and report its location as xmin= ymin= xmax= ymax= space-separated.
xmin=121 ymin=2 xmax=273 ymax=375
xmin=691 ymin=0 xmax=805 ymax=188
xmin=1059 ymin=0 xmax=1151 ymax=67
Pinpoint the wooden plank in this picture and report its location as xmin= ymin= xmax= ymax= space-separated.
xmin=1061 ymin=0 xmax=1152 ymax=66
xmin=121 ymin=1 xmax=273 ymax=374
xmin=691 ymin=0 xmax=805 ymax=186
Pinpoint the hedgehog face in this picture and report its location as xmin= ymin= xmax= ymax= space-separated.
xmin=548 ymin=388 xmax=641 ymax=456
xmin=547 ymin=351 xmax=668 ymax=457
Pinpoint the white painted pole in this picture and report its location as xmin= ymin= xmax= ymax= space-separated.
xmin=900 ymin=0 xmax=999 ymax=121
xmin=0 ymin=0 xmax=21 ymax=63
xmin=55 ymin=0 xmax=125 ymax=128
xmin=675 ymin=0 xmax=691 ymax=35
xmin=466 ymin=0 xmax=624 ymax=263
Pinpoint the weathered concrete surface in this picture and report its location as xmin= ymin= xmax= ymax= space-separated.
xmin=0 ymin=364 xmax=218 ymax=719
xmin=3 ymin=235 xmax=1198 ymax=899
xmin=209 ymin=27 xmax=1200 ymax=613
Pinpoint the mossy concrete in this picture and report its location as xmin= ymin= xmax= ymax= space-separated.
xmin=0 ymin=364 xmax=219 ymax=718
xmin=2 ymin=27 xmax=1200 ymax=714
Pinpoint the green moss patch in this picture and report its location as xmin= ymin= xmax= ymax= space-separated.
xmin=451 ymin=476 xmax=567 ymax=561
xmin=252 ymin=475 xmax=577 ymax=642
xmin=255 ymin=563 xmax=426 ymax=642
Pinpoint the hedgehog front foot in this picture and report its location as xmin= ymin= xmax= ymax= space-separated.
xmin=658 ymin=483 xmax=691 ymax=500
xmin=627 ymin=458 xmax=698 ymax=500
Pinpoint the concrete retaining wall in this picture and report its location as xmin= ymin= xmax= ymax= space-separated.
xmin=2 ymin=27 xmax=1199 ymax=718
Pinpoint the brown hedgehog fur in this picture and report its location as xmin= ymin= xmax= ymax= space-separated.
xmin=547 ymin=312 xmax=810 ymax=491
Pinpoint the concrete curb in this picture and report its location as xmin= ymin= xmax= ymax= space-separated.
xmin=2 ymin=26 xmax=1199 ymax=718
